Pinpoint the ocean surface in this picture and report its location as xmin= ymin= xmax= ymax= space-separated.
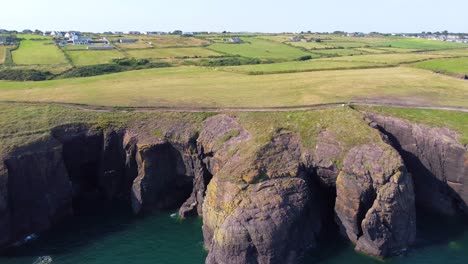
xmin=0 ymin=207 xmax=466 ymax=264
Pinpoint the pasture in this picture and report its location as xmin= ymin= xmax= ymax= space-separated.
xmin=12 ymin=40 xmax=67 ymax=65
xmin=309 ymin=49 xmax=370 ymax=57
xmin=126 ymin=47 xmax=222 ymax=59
xmin=324 ymin=53 xmax=446 ymax=64
xmin=376 ymin=38 xmax=468 ymax=50
xmin=208 ymin=37 xmax=311 ymax=59
xmin=412 ymin=57 xmax=468 ymax=76
xmin=220 ymin=60 xmax=382 ymax=74
xmin=0 ymin=66 xmax=466 ymax=108
xmin=66 ymin=50 xmax=125 ymax=66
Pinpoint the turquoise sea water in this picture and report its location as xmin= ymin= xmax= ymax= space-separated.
xmin=0 ymin=207 xmax=466 ymax=264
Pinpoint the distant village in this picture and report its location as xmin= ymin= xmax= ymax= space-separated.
xmin=1 ymin=29 xmax=468 ymax=48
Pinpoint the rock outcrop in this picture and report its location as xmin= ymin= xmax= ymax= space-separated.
xmin=335 ymin=144 xmax=416 ymax=257
xmin=366 ymin=113 xmax=468 ymax=216
xmin=200 ymin=115 xmax=416 ymax=263
xmin=201 ymin=115 xmax=323 ymax=263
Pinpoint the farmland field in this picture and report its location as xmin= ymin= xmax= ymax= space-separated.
xmin=376 ymin=38 xmax=468 ymax=50
xmin=353 ymin=47 xmax=389 ymax=54
xmin=220 ymin=60 xmax=382 ymax=74
xmin=66 ymin=50 xmax=125 ymax=66
xmin=426 ymin=48 xmax=468 ymax=56
xmin=126 ymin=47 xmax=222 ymax=59
xmin=208 ymin=37 xmax=311 ymax=59
xmin=0 ymin=66 xmax=466 ymax=108
xmin=309 ymin=49 xmax=370 ymax=57
xmin=287 ymin=41 xmax=330 ymax=49
xmin=12 ymin=40 xmax=67 ymax=65
xmin=412 ymin=57 xmax=468 ymax=76
xmin=322 ymin=41 xmax=372 ymax=48
xmin=325 ymin=53 xmax=446 ymax=64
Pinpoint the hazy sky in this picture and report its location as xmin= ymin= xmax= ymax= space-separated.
xmin=1 ymin=0 xmax=467 ymax=33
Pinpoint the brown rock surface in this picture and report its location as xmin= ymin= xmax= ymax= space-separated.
xmin=366 ymin=113 xmax=468 ymax=215
xmin=335 ymin=144 xmax=416 ymax=257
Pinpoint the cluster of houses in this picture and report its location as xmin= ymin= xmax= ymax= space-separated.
xmin=413 ymin=33 xmax=468 ymax=43
xmin=51 ymin=31 xmax=115 ymax=49
xmin=0 ymin=36 xmax=15 ymax=45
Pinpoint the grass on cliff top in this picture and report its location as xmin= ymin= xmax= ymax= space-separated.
xmin=214 ymin=107 xmax=388 ymax=183
xmin=236 ymin=107 xmax=384 ymax=151
xmin=0 ymin=66 xmax=467 ymax=108
xmin=0 ymin=102 xmax=212 ymax=156
xmin=356 ymin=106 xmax=468 ymax=144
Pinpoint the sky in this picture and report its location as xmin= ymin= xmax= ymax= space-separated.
xmin=1 ymin=0 xmax=467 ymax=33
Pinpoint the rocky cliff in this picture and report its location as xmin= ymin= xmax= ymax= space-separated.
xmin=365 ymin=113 xmax=468 ymax=216
xmin=0 ymin=109 xmax=466 ymax=263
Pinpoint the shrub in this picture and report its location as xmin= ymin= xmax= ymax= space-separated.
xmin=198 ymin=57 xmax=262 ymax=67
xmin=0 ymin=69 xmax=52 ymax=81
xmin=297 ymin=55 xmax=312 ymax=61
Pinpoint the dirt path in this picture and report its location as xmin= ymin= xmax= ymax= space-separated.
xmin=2 ymin=100 xmax=468 ymax=113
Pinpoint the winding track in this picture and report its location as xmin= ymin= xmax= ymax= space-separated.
xmin=1 ymin=100 xmax=468 ymax=113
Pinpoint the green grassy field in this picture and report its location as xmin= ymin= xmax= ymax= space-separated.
xmin=411 ymin=57 xmax=468 ymax=76
xmin=322 ymin=41 xmax=372 ymax=48
xmin=66 ymin=50 xmax=125 ymax=66
xmin=126 ymin=47 xmax=222 ymax=59
xmin=209 ymin=37 xmax=311 ymax=59
xmin=0 ymin=46 xmax=6 ymax=64
xmin=287 ymin=42 xmax=330 ymax=49
xmin=324 ymin=53 xmax=446 ymax=64
xmin=376 ymin=38 xmax=468 ymax=50
xmin=309 ymin=49 xmax=370 ymax=57
xmin=357 ymin=106 xmax=468 ymax=144
xmin=0 ymin=66 xmax=466 ymax=108
xmin=220 ymin=60 xmax=383 ymax=74
xmin=353 ymin=48 xmax=389 ymax=54
xmin=12 ymin=40 xmax=68 ymax=65
xmin=426 ymin=48 xmax=468 ymax=56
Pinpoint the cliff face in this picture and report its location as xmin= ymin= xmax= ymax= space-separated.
xmin=365 ymin=113 xmax=468 ymax=216
xmin=0 ymin=111 xmax=466 ymax=263
xmin=0 ymin=123 xmax=200 ymax=248
xmin=199 ymin=114 xmax=416 ymax=262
